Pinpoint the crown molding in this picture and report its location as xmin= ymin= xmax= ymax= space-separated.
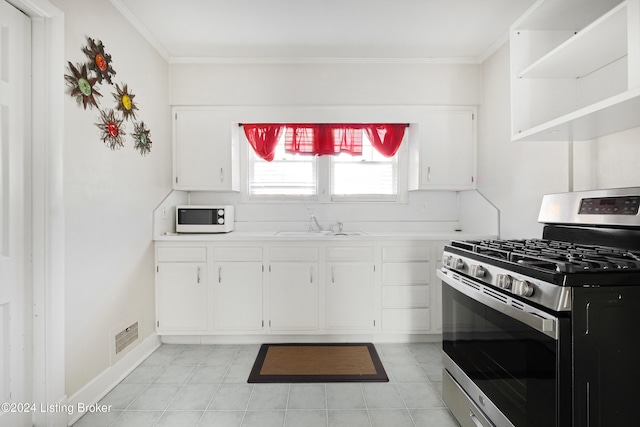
xmin=110 ymin=0 xmax=171 ymax=61
xmin=168 ymin=56 xmax=482 ymax=65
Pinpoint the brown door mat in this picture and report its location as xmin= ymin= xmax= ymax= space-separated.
xmin=247 ymin=343 xmax=388 ymax=383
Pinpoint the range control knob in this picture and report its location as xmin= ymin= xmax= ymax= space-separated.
xmin=469 ymin=264 xmax=486 ymax=278
xmin=512 ymin=279 xmax=534 ymax=297
xmin=496 ymin=274 xmax=513 ymax=290
xmin=442 ymin=255 xmax=451 ymax=266
xmin=450 ymin=257 xmax=464 ymax=270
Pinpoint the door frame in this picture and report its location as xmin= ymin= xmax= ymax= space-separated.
xmin=8 ymin=0 xmax=65 ymax=425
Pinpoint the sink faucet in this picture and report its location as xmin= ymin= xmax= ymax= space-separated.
xmin=307 ymin=208 xmax=322 ymax=232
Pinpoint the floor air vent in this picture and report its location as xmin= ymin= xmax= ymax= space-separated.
xmin=115 ymin=322 xmax=138 ymax=355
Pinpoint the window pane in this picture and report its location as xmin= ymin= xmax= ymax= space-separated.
xmin=248 ymin=133 xmax=317 ymax=196
xmin=331 ymin=132 xmax=398 ymax=196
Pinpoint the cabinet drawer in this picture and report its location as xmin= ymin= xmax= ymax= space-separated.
xmin=156 ymin=247 xmax=207 ymax=262
xmin=326 ymin=246 xmax=375 ymax=262
xmin=382 ymin=246 xmax=430 ymax=262
xmin=270 ymin=246 xmax=319 ymax=262
xmin=382 ymin=262 xmax=430 ymax=285
xmin=382 ymin=286 xmax=430 ymax=308
xmin=213 ymin=247 xmax=262 ymax=261
xmin=382 ymin=308 xmax=430 ymax=331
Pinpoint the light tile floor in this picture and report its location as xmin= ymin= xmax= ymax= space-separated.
xmin=72 ymin=342 xmax=460 ymax=427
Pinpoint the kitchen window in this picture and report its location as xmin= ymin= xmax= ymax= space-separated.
xmin=248 ymin=135 xmax=317 ymax=197
xmin=331 ymin=133 xmax=398 ymax=200
xmin=245 ymin=124 xmax=406 ymax=201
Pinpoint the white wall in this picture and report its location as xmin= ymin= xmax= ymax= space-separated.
xmin=478 ymin=43 xmax=570 ymax=238
xmin=573 ymin=127 xmax=640 ymax=190
xmin=169 ymin=61 xmax=485 ymax=231
xmin=53 ymin=0 xmax=171 ymax=396
xmin=170 ymin=62 xmax=481 ymax=106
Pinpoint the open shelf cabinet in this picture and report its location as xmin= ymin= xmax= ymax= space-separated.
xmin=510 ymin=0 xmax=640 ymax=141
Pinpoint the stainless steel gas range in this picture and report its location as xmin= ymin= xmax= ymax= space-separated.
xmin=438 ymin=187 xmax=640 ymax=427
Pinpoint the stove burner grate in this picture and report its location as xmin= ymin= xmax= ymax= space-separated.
xmin=450 ymin=239 xmax=640 ymax=273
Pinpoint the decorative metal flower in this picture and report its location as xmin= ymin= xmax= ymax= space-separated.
xmin=64 ymin=62 xmax=102 ymax=110
xmin=113 ymin=83 xmax=138 ymax=121
xmin=83 ymin=37 xmax=116 ymax=85
xmin=96 ymin=109 xmax=126 ymax=150
xmin=132 ymin=121 xmax=152 ymax=156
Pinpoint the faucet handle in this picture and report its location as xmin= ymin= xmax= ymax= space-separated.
xmin=330 ymin=221 xmax=343 ymax=232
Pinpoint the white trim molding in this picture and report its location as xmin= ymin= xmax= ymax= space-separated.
xmin=66 ymin=333 xmax=161 ymax=426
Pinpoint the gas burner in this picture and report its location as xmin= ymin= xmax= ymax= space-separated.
xmin=451 ymin=238 xmax=640 ymax=274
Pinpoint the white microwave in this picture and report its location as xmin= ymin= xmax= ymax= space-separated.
xmin=176 ymin=205 xmax=234 ymax=233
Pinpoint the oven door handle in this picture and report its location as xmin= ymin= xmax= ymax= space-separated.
xmin=438 ymin=269 xmax=559 ymax=340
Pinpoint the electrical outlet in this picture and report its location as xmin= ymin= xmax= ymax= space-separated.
xmin=420 ymin=202 xmax=428 ymax=213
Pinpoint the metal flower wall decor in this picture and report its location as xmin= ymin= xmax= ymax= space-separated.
xmin=64 ymin=36 xmax=153 ymax=156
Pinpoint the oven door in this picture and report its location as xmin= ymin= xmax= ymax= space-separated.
xmin=438 ymin=269 xmax=571 ymax=427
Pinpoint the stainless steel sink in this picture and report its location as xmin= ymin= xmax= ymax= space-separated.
xmin=329 ymin=231 xmax=367 ymax=236
xmin=274 ymin=231 xmax=367 ymax=237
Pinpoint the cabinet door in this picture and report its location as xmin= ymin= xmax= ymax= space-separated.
xmin=173 ymin=109 xmax=237 ymax=191
xmin=156 ymin=262 xmax=207 ymax=332
xmin=214 ymin=262 xmax=263 ymax=332
xmin=270 ymin=262 xmax=319 ymax=332
xmin=417 ymin=110 xmax=475 ymax=190
xmin=326 ymin=263 xmax=375 ymax=331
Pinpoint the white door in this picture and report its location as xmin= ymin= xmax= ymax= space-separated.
xmin=326 ymin=263 xmax=375 ymax=331
xmin=421 ymin=111 xmax=475 ymax=189
xmin=157 ymin=262 xmax=208 ymax=332
xmin=214 ymin=262 xmax=263 ymax=331
xmin=174 ymin=110 xmax=233 ymax=191
xmin=0 ymin=1 xmax=31 ymax=426
xmin=270 ymin=262 xmax=318 ymax=332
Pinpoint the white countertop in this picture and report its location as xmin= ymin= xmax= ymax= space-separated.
xmin=154 ymin=231 xmax=495 ymax=242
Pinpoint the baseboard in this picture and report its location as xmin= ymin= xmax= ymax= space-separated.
xmin=160 ymin=333 xmax=442 ymax=345
xmin=66 ymin=333 xmax=161 ymax=426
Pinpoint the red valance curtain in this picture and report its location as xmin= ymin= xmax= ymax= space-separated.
xmin=364 ymin=124 xmax=406 ymax=157
xmin=244 ymin=123 xmax=405 ymax=160
xmin=285 ymin=124 xmax=363 ymax=156
xmin=243 ymin=124 xmax=285 ymax=162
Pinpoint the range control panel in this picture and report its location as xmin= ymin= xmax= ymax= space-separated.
xmin=579 ymin=196 xmax=640 ymax=215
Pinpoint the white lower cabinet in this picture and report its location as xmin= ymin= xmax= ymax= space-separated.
xmin=381 ymin=245 xmax=431 ymax=333
xmin=326 ymin=262 xmax=375 ymax=331
xmin=268 ymin=245 xmax=320 ymax=332
xmin=156 ymin=247 xmax=208 ymax=333
xmin=213 ymin=247 xmax=263 ymax=333
xmin=269 ymin=262 xmax=319 ymax=332
xmin=155 ymin=239 xmax=450 ymax=337
xmin=325 ymin=246 xmax=376 ymax=332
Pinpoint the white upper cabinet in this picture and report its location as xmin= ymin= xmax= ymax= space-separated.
xmin=510 ymin=0 xmax=640 ymax=141
xmin=173 ymin=108 xmax=239 ymax=191
xmin=408 ymin=109 xmax=476 ymax=190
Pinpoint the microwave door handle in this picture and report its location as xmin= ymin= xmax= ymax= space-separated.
xmin=437 ymin=269 xmax=559 ymax=339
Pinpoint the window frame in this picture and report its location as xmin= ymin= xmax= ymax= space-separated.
xmin=240 ymin=125 xmax=409 ymax=203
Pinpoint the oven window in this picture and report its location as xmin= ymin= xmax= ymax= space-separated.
xmin=443 ymin=284 xmax=559 ymax=427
